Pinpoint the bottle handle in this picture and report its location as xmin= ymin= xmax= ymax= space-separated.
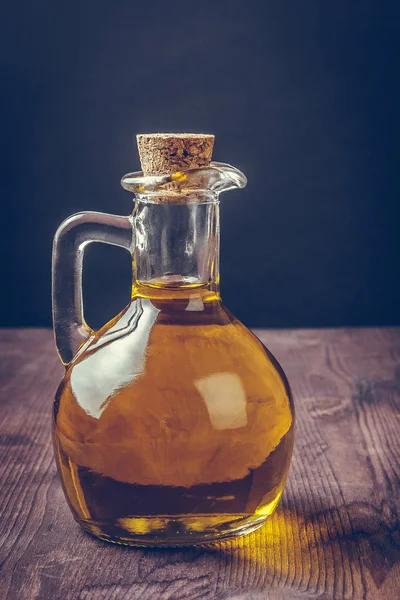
xmin=52 ymin=211 xmax=133 ymax=366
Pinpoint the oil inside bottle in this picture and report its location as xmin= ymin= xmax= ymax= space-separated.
xmin=53 ymin=283 xmax=294 ymax=546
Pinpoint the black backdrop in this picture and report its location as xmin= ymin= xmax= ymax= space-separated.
xmin=1 ymin=1 xmax=399 ymax=329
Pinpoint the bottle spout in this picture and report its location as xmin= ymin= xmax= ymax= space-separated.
xmin=207 ymin=162 xmax=247 ymax=193
xmin=121 ymin=162 xmax=247 ymax=196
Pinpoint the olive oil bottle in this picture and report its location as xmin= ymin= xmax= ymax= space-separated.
xmin=52 ymin=134 xmax=294 ymax=546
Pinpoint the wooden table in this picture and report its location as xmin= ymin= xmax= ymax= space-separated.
xmin=1 ymin=328 xmax=399 ymax=600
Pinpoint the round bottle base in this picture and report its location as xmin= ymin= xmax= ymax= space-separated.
xmin=74 ymin=493 xmax=282 ymax=547
xmin=79 ymin=513 xmax=271 ymax=547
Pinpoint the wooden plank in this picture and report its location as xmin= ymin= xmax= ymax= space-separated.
xmin=0 ymin=328 xmax=399 ymax=600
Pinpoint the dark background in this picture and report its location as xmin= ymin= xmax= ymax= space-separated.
xmin=1 ymin=1 xmax=399 ymax=329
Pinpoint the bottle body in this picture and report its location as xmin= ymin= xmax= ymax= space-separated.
xmin=53 ymin=286 xmax=294 ymax=546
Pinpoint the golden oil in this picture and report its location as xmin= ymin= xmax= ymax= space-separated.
xmin=53 ymin=284 xmax=294 ymax=546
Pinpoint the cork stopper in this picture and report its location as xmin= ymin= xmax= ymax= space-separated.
xmin=137 ymin=133 xmax=214 ymax=176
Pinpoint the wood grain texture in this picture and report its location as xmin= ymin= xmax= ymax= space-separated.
xmin=0 ymin=328 xmax=399 ymax=600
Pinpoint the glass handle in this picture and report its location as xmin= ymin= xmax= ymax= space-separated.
xmin=52 ymin=211 xmax=134 ymax=366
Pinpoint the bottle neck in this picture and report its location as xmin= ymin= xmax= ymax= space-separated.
xmin=131 ymin=197 xmax=220 ymax=301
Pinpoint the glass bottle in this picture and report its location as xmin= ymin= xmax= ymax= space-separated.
xmin=52 ymin=134 xmax=294 ymax=546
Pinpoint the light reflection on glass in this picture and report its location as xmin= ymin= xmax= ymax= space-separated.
xmin=195 ymin=372 xmax=248 ymax=430
xmin=70 ymin=299 xmax=159 ymax=418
